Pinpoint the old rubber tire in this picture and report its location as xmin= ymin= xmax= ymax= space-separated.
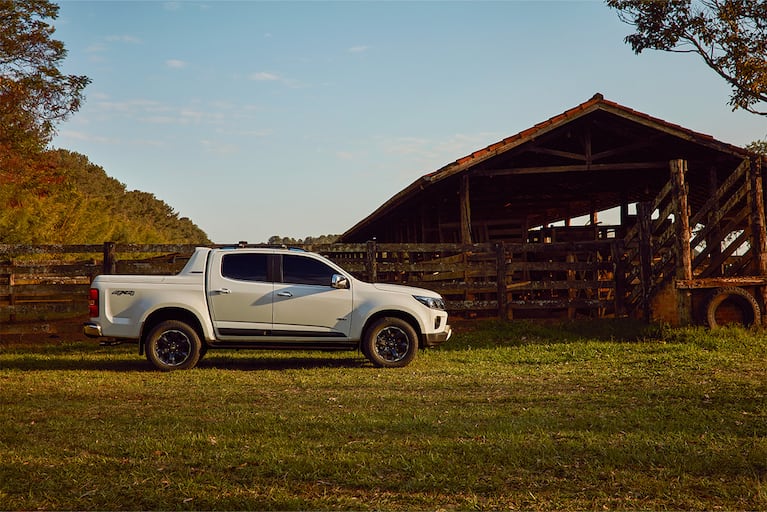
xmin=705 ymin=287 xmax=761 ymax=329
xmin=145 ymin=320 xmax=202 ymax=371
xmin=362 ymin=317 xmax=418 ymax=368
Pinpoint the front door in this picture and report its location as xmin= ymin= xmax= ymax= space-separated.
xmin=272 ymin=254 xmax=353 ymax=338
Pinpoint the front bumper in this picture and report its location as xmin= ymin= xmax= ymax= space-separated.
xmin=424 ymin=325 xmax=451 ymax=347
xmin=83 ymin=322 xmax=103 ymax=338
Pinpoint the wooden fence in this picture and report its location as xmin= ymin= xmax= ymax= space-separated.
xmin=0 ymin=240 xmax=626 ymax=338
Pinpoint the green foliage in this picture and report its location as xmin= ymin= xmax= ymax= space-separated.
xmin=747 ymin=139 xmax=767 ymax=155
xmin=0 ymin=0 xmax=90 ymax=151
xmin=0 ymin=149 xmax=210 ymax=244
xmin=607 ymin=0 xmax=767 ymax=116
xmin=267 ymin=234 xmax=340 ymax=245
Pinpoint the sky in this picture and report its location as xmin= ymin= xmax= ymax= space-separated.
xmin=52 ymin=0 xmax=767 ymax=244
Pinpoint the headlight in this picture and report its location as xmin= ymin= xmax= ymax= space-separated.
xmin=414 ymin=295 xmax=445 ymax=310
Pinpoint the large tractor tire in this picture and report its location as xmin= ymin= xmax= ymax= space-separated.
xmin=705 ymin=287 xmax=761 ymax=329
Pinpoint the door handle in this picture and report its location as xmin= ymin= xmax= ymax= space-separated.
xmin=212 ymin=288 xmax=231 ymax=294
xmin=277 ymin=291 xmax=293 ymax=297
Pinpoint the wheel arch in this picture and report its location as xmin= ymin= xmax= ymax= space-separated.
xmin=139 ymin=307 xmax=206 ymax=355
xmin=361 ymin=310 xmax=424 ymax=349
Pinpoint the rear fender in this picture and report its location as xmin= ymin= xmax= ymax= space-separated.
xmin=139 ymin=308 xmax=207 ymax=355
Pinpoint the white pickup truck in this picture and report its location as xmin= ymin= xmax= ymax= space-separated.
xmin=84 ymin=246 xmax=452 ymax=370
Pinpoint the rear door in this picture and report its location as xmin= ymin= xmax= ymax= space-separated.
xmin=272 ymin=253 xmax=353 ymax=338
xmin=207 ymin=251 xmax=274 ymax=340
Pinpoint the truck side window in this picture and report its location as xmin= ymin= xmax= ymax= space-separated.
xmin=282 ymin=254 xmax=336 ymax=286
xmin=221 ymin=253 xmax=268 ymax=282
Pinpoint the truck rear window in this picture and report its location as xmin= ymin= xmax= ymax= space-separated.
xmin=221 ymin=253 xmax=268 ymax=282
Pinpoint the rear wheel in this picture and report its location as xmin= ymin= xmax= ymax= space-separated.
xmin=362 ymin=317 xmax=418 ymax=368
xmin=145 ymin=320 xmax=202 ymax=371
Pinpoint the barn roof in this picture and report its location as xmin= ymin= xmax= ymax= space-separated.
xmin=340 ymin=93 xmax=753 ymax=243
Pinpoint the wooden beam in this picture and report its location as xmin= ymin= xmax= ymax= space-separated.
xmin=705 ymin=166 xmax=722 ymax=276
xmin=749 ymin=157 xmax=767 ymax=274
xmin=495 ymin=242 xmax=508 ymax=320
xmin=459 ymin=175 xmax=472 ymax=244
xmin=670 ymin=159 xmax=692 ymax=326
xmin=582 ymin=125 xmax=592 ymax=166
xmin=589 ymin=136 xmax=663 ymax=162
xmin=689 ymin=159 xmax=749 ymax=227
xmin=526 ymin=146 xmax=587 ymax=162
xmin=474 ymin=161 xmax=669 ymax=177
xmin=612 ymin=239 xmax=626 ymax=317
xmin=748 ymin=157 xmax=767 ymax=324
xmin=676 ymin=276 xmax=767 ymax=289
xmin=513 ymin=133 xmax=659 ymax=164
xmin=637 ymin=201 xmax=653 ymax=323
xmin=365 ymin=240 xmax=377 ymax=282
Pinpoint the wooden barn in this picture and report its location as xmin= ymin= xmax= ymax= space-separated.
xmin=339 ymin=94 xmax=767 ymax=327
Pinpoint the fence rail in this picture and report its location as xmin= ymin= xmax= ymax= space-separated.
xmin=1 ymin=240 xmax=626 ymax=337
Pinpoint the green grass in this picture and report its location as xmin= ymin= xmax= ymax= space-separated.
xmin=1 ymin=320 xmax=765 ymax=510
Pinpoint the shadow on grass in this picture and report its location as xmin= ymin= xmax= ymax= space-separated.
xmin=444 ymin=317 xmax=662 ymax=350
xmin=0 ymin=344 xmax=367 ymax=372
xmin=198 ymin=354 xmax=366 ymax=371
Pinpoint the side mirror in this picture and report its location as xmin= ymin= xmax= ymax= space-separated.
xmin=331 ymin=274 xmax=349 ymax=289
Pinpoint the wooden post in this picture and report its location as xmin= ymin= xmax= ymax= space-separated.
xmin=8 ymin=263 xmax=16 ymax=323
xmin=612 ymin=239 xmax=626 ymax=317
xmin=459 ymin=175 xmax=472 ymax=244
xmin=707 ymin=166 xmax=722 ymax=276
xmin=747 ymin=157 xmax=767 ymax=324
xmin=619 ymin=190 xmax=629 ymax=235
xmin=637 ymin=201 xmax=652 ymax=323
xmin=103 ymin=242 xmax=116 ymax=275
xmin=567 ymin=252 xmax=577 ymax=319
xmin=590 ymin=203 xmax=599 ymax=238
xmin=366 ymin=240 xmax=378 ymax=283
xmin=495 ymin=242 xmax=508 ymax=320
xmin=671 ymin=159 xmax=693 ymax=326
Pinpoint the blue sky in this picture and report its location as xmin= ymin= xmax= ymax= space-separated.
xmin=52 ymin=0 xmax=766 ymax=244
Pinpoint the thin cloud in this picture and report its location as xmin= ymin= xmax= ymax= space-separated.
xmin=250 ymin=72 xmax=281 ymax=82
xmin=200 ymin=139 xmax=239 ymax=156
xmin=85 ymin=42 xmax=107 ymax=54
xmin=249 ymin=72 xmax=307 ymax=89
xmin=166 ymin=59 xmax=187 ymax=69
xmin=57 ymin=130 xmax=115 ymax=144
xmin=57 ymin=130 xmax=165 ymax=149
xmin=379 ymin=132 xmax=505 ymax=173
xmin=105 ymin=34 xmax=142 ymax=44
xmin=348 ymin=45 xmax=369 ymax=53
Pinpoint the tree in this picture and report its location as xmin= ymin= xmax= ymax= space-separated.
xmin=0 ymin=0 xmax=90 ymax=152
xmin=747 ymin=139 xmax=767 ymax=154
xmin=267 ymin=234 xmax=340 ymax=245
xmin=607 ymin=0 xmax=767 ymax=116
xmin=0 ymin=149 xmax=211 ymax=244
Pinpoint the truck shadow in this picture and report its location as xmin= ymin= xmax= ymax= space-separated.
xmin=0 ymin=353 xmax=367 ymax=372
xmin=197 ymin=356 xmax=366 ymax=371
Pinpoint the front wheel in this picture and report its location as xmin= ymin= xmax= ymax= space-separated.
xmin=362 ymin=317 xmax=418 ymax=368
xmin=145 ymin=320 xmax=202 ymax=371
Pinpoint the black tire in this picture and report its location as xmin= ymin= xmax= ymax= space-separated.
xmin=705 ymin=287 xmax=761 ymax=329
xmin=362 ymin=317 xmax=418 ymax=368
xmin=145 ymin=320 xmax=202 ymax=371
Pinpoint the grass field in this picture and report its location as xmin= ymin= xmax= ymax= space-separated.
xmin=1 ymin=320 xmax=765 ymax=510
